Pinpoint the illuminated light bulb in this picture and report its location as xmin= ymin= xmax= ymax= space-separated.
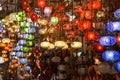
xmin=71 ymin=41 xmax=82 ymax=49
xmin=40 ymin=41 xmax=50 ymax=49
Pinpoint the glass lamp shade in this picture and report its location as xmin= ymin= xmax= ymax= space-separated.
xmin=114 ymin=9 xmax=120 ymax=18
xmin=0 ymin=57 xmax=4 ymax=64
xmin=44 ymin=7 xmax=52 ymax=17
xmin=96 ymin=11 xmax=105 ymax=18
xmin=40 ymin=41 xmax=51 ymax=49
xmin=16 ymin=52 xmax=24 ymax=57
xmin=71 ymin=41 xmax=82 ymax=49
xmin=102 ymin=50 xmax=120 ymax=61
xmin=38 ymin=19 xmax=48 ymax=26
xmin=99 ymin=36 xmax=116 ymax=46
xmin=20 ymin=58 xmax=27 ymax=64
xmin=23 ymin=47 xmax=29 ymax=52
xmin=114 ymin=61 xmax=120 ymax=72
xmin=18 ymin=40 xmax=26 ymax=45
xmin=2 ymin=38 xmax=10 ymax=43
xmin=107 ymin=21 xmax=120 ymax=32
xmin=48 ymin=43 xmax=55 ymax=50
xmin=54 ymin=41 xmax=66 ymax=48
xmin=50 ymin=16 xmax=59 ymax=26
xmin=62 ymin=44 xmax=68 ymax=49
xmin=25 ymin=66 xmax=31 ymax=71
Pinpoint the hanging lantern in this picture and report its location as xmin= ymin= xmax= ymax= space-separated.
xmin=85 ymin=31 xmax=99 ymax=41
xmin=50 ymin=16 xmax=59 ymax=26
xmin=99 ymin=36 xmax=116 ymax=46
xmin=40 ymin=41 xmax=50 ymax=49
xmin=23 ymin=47 xmax=29 ymax=52
xmin=114 ymin=9 xmax=120 ymax=18
xmin=44 ymin=7 xmax=52 ymax=17
xmin=37 ymin=0 xmax=46 ymax=9
xmin=71 ymin=41 xmax=82 ymax=49
xmin=54 ymin=41 xmax=66 ymax=48
xmin=78 ymin=20 xmax=91 ymax=30
xmin=96 ymin=11 xmax=105 ymax=18
xmin=30 ymin=13 xmax=38 ymax=22
xmin=28 ymin=34 xmax=34 ymax=40
xmin=48 ymin=43 xmax=55 ymax=50
xmin=16 ymin=52 xmax=24 ymax=57
xmin=87 ymin=0 xmax=101 ymax=10
xmin=85 ymin=10 xmax=94 ymax=19
xmin=59 ymin=5 xmax=65 ymax=11
xmin=2 ymin=38 xmax=10 ymax=43
xmin=25 ymin=66 xmax=31 ymax=71
xmin=102 ymin=50 xmax=120 ymax=61
xmin=22 ymin=0 xmax=28 ymax=7
xmin=93 ymin=43 xmax=105 ymax=53
xmin=114 ymin=61 xmax=120 ymax=72
xmin=107 ymin=21 xmax=120 ymax=32
xmin=0 ymin=57 xmax=4 ymax=64
xmin=38 ymin=19 xmax=48 ymax=25
xmin=20 ymin=58 xmax=28 ymax=64
xmin=24 ymin=6 xmax=32 ymax=13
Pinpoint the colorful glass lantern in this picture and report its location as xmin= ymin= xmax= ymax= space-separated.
xmin=102 ymin=50 xmax=120 ymax=61
xmin=37 ymin=0 xmax=46 ymax=9
xmin=44 ymin=7 xmax=52 ymax=17
xmin=114 ymin=9 xmax=120 ymax=18
xmin=78 ymin=20 xmax=91 ymax=30
xmin=20 ymin=58 xmax=28 ymax=64
xmin=25 ymin=66 xmax=31 ymax=71
xmin=99 ymin=36 xmax=116 ymax=46
xmin=16 ymin=52 xmax=24 ymax=57
xmin=50 ymin=16 xmax=59 ymax=26
xmin=71 ymin=41 xmax=82 ymax=49
xmin=85 ymin=31 xmax=99 ymax=41
xmin=114 ymin=61 xmax=120 ymax=72
xmin=23 ymin=47 xmax=29 ymax=52
xmin=107 ymin=21 xmax=120 ymax=32
xmin=93 ymin=43 xmax=105 ymax=53
xmin=87 ymin=0 xmax=101 ymax=10
xmin=0 ymin=57 xmax=4 ymax=64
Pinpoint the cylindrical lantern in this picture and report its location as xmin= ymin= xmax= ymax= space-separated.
xmin=102 ymin=50 xmax=120 ymax=61
xmin=99 ymin=36 xmax=116 ymax=46
xmin=107 ymin=21 xmax=120 ymax=32
xmin=2 ymin=38 xmax=10 ymax=43
xmin=0 ymin=57 xmax=4 ymax=64
xmin=114 ymin=9 xmax=120 ymax=18
xmin=114 ymin=61 xmax=120 ymax=72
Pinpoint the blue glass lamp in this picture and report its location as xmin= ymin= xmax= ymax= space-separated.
xmin=107 ymin=21 xmax=120 ymax=32
xmin=20 ymin=58 xmax=27 ymax=64
xmin=99 ymin=36 xmax=116 ymax=46
xmin=114 ymin=9 xmax=120 ymax=18
xmin=102 ymin=50 xmax=120 ymax=61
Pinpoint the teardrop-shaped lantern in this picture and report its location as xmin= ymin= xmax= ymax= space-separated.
xmin=107 ymin=21 xmax=120 ymax=32
xmin=114 ymin=9 xmax=120 ymax=18
xmin=99 ymin=36 xmax=116 ymax=46
xmin=102 ymin=50 xmax=120 ymax=61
